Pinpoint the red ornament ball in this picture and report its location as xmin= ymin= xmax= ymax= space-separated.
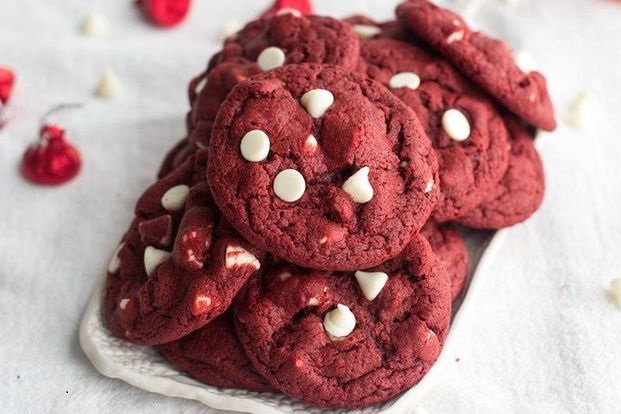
xmin=262 ymin=0 xmax=313 ymax=18
xmin=0 ymin=66 xmax=15 ymax=104
xmin=21 ymin=124 xmax=82 ymax=186
xmin=137 ymin=0 xmax=191 ymax=28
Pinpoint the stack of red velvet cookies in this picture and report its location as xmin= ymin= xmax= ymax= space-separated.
xmin=103 ymin=0 xmax=555 ymax=409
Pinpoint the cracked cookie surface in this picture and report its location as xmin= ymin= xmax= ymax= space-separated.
xmin=158 ymin=311 xmax=276 ymax=392
xmin=396 ymin=0 xmax=556 ymax=131
xmin=105 ymin=152 xmax=263 ymax=345
xmin=208 ymin=63 xmax=438 ymax=271
xmin=359 ymin=38 xmax=510 ymax=222
xmin=234 ymin=233 xmax=451 ymax=408
xmin=458 ymin=117 xmax=545 ymax=229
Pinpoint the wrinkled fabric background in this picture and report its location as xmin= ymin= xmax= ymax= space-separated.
xmin=1 ymin=0 xmax=620 ymax=412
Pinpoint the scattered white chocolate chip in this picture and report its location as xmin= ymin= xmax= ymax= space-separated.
xmin=308 ymin=298 xmax=319 ymax=306
xmin=324 ymin=304 xmax=356 ymax=339
xmin=80 ymin=12 xmax=109 ymax=37
xmin=276 ymin=8 xmax=302 ymax=17
xmin=353 ymin=24 xmax=381 ymax=39
xmin=108 ymin=242 xmax=124 ymax=273
xmin=144 ymin=246 xmax=171 ymax=276
xmin=399 ymin=161 xmax=408 ymax=168
xmin=225 ymin=245 xmax=260 ymax=270
xmin=301 ymin=89 xmax=334 ymax=118
xmin=442 ymin=109 xmax=471 ymax=141
xmin=305 ymin=134 xmax=318 ymax=152
xmin=161 ymin=185 xmax=190 ymax=212
xmin=119 ymin=298 xmax=130 ymax=311
xmin=425 ymin=180 xmax=434 ymax=193
xmin=342 ymin=167 xmax=374 ymax=204
xmin=219 ymin=19 xmax=242 ymax=40
xmin=319 ymin=236 xmax=328 ymax=245
xmin=257 ymin=47 xmax=286 ymax=71
xmin=446 ymin=30 xmax=464 ymax=44
xmin=355 ymin=271 xmax=388 ymax=301
xmin=564 ymin=90 xmax=598 ymax=130
xmin=512 ymin=50 xmax=537 ymax=73
xmin=389 ymin=72 xmax=421 ymax=90
xmin=274 ymin=169 xmax=306 ymax=202
xmin=240 ymin=130 xmax=271 ymax=162
xmin=194 ymin=77 xmax=207 ymax=95
xmin=94 ymin=68 xmax=122 ymax=99
xmin=610 ymin=278 xmax=621 ymax=306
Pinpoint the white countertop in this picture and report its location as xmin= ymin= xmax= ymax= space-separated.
xmin=1 ymin=0 xmax=620 ymax=412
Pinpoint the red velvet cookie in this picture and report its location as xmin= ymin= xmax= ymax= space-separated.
xmin=421 ymin=222 xmax=467 ymax=301
xmin=458 ymin=117 xmax=545 ymax=229
xmin=157 ymin=137 xmax=195 ymax=179
xmin=214 ymin=14 xmax=360 ymax=71
xmin=234 ymin=233 xmax=451 ymax=408
xmin=359 ymin=38 xmax=510 ymax=222
xmin=208 ymin=64 xmax=439 ymax=271
xmin=189 ymin=59 xmax=262 ymax=146
xmin=396 ymin=0 xmax=556 ymax=131
xmin=158 ymin=311 xmax=276 ymax=392
xmin=105 ymin=153 xmax=264 ymax=345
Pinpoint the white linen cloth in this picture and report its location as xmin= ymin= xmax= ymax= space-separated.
xmin=1 ymin=0 xmax=620 ymax=412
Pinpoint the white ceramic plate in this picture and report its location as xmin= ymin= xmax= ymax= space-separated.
xmin=79 ymin=228 xmax=508 ymax=414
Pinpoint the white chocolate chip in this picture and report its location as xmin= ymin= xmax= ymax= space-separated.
xmin=308 ymin=298 xmax=319 ymax=306
xmin=342 ymin=167 xmax=374 ymax=204
xmin=301 ymin=89 xmax=334 ymax=118
xmin=442 ymin=109 xmax=471 ymax=141
xmin=194 ymin=295 xmax=212 ymax=312
xmin=355 ymin=271 xmax=388 ymax=301
xmin=305 ymin=134 xmax=318 ymax=152
xmin=94 ymin=68 xmax=122 ymax=99
xmin=80 ymin=12 xmax=109 ymax=37
xmin=161 ymin=185 xmax=190 ymax=211
xmin=446 ymin=30 xmax=464 ymax=44
xmin=257 ymin=47 xmax=286 ymax=71
xmin=610 ymin=278 xmax=621 ymax=306
xmin=512 ymin=50 xmax=537 ymax=73
xmin=240 ymin=130 xmax=271 ymax=162
xmin=274 ymin=169 xmax=306 ymax=202
xmin=144 ymin=246 xmax=171 ymax=276
xmin=353 ymin=24 xmax=381 ymax=39
xmin=219 ymin=19 xmax=242 ymax=40
xmin=319 ymin=236 xmax=328 ymax=245
xmin=108 ymin=242 xmax=124 ymax=274
xmin=389 ymin=72 xmax=421 ymax=90
xmin=564 ymin=91 xmax=598 ymax=130
xmin=425 ymin=180 xmax=434 ymax=193
xmin=276 ymin=8 xmax=302 ymax=17
xmin=323 ymin=304 xmax=356 ymax=339
xmin=194 ymin=77 xmax=207 ymax=95
xmin=225 ymin=245 xmax=260 ymax=270
xmin=399 ymin=161 xmax=408 ymax=168
xmin=119 ymin=298 xmax=130 ymax=310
